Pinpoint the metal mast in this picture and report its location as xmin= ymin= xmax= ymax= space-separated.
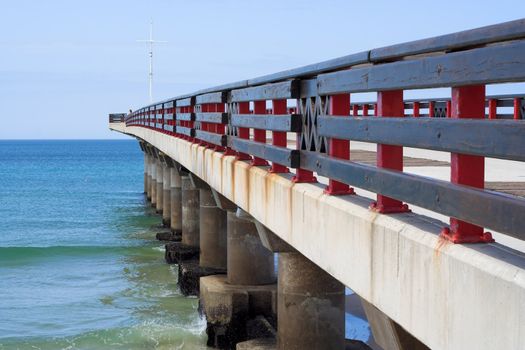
xmin=137 ymin=21 xmax=167 ymax=103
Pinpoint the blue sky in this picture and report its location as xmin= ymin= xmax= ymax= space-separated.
xmin=1 ymin=0 xmax=524 ymax=139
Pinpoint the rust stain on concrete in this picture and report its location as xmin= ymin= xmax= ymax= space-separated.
xmin=434 ymin=234 xmax=450 ymax=259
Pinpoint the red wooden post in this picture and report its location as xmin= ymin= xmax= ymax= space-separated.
xmin=441 ymin=85 xmax=494 ymax=243
xmin=514 ymin=98 xmax=522 ymax=120
xmin=370 ymin=90 xmax=410 ymax=213
xmin=252 ymin=101 xmax=269 ymax=166
xmin=324 ymin=94 xmax=355 ymax=195
xmin=413 ymin=102 xmax=420 ymax=117
xmin=352 ymin=104 xmax=359 ymax=117
xmin=428 ymin=101 xmax=435 ymax=117
xmin=363 ymin=104 xmax=369 ymax=117
xmin=488 ymin=99 xmax=497 ymax=119
xmin=446 ymin=100 xmax=452 ymax=118
xmin=269 ymin=99 xmax=289 ymax=173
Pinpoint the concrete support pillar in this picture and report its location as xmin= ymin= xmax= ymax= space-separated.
xmin=201 ymin=208 xmax=277 ymax=348
xmin=227 ymin=210 xmax=275 ymax=285
xmin=277 ymin=252 xmax=345 ymax=350
xmin=145 ymin=154 xmax=152 ymax=200
xmin=199 ymin=188 xmax=227 ymax=270
xmin=150 ymin=157 xmax=157 ymax=207
xmin=170 ymin=167 xmax=182 ymax=234
xmin=155 ymin=161 xmax=164 ymax=213
xmin=361 ymin=298 xmax=429 ymax=350
xmin=143 ymin=153 xmax=149 ymax=195
xmin=181 ymin=176 xmax=199 ymax=248
xmin=162 ymin=163 xmax=171 ymax=226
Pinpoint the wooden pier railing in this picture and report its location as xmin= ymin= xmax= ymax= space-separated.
xmin=121 ymin=18 xmax=525 ymax=244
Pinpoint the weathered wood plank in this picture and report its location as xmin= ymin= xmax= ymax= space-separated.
xmin=318 ymin=40 xmax=525 ymax=94
xmin=318 ymin=117 xmax=525 ymax=161
xmin=176 ymin=97 xmax=196 ymax=107
xmin=196 ymin=91 xmax=228 ymax=104
xmin=371 ymin=18 xmax=525 ymax=62
xmin=177 ymin=126 xmax=195 ymax=138
xmin=195 ymin=112 xmax=228 ymax=124
xmin=176 ymin=113 xmax=195 ymax=121
xmin=231 ymin=114 xmax=302 ymax=132
xmin=195 ymin=130 xmax=227 ymax=147
xmin=231 ymin=80 xmax=300 ymax=102
xmin=228 ymin=137 xmax=300 ymax=168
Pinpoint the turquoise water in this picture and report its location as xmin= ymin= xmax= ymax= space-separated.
xmin=0 ymin=140 xmax=207 ymax=349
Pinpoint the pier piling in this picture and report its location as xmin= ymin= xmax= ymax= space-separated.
xmin=155 ymin=160 xmax=164 ymax=214
xmin=162 ymin=159 xmax=171 ymax=227
xmin=277 ymin=252 xmax=345 ymax=350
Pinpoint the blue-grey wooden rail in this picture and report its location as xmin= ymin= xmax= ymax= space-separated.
xmin=119 ymin=18 xmax=525 ymax=243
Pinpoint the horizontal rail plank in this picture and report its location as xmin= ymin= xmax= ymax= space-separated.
xmin=318 ymin=40 xmax=525 ymax=94
xmin=371 ymin=18 xmax=525 ymax=62
xmin=176 ymin=97 xmax=195 ymax=107
xmin=228 ymin=137 xmax=300 ymax=168
xmin=155 ymin=123 xmax=163 ymax=129
xmin=176 ymin=113 xmax=195 ymax=121
xmin=195 ymin=130 xmax=227 ymax=147
xmin=177 ymin=126 xmax=195 ymax=138
xmin=317 ymin=117 xmax=525 ymax=161
xmin=231 ymin=80 xmax=300 ymax=102
xmin=195 ymin=112 xmax=228 ymax=124
xmin=164 ymin=124 xmax=174 ymax=132
xmin=231 ymin=114 xmax=302 ymax=132
xmin=164 ymin=101 xmax=174 ymax=109
xmin=196 ymin=91 xmax=228 ymax=104
xmin=300 ymin=151 xmax=525 ymax=239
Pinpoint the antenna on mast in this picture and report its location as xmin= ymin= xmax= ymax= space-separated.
xmin=137 ymin=20 xmax=167 ymax=103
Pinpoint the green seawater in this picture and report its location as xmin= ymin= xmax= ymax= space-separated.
xmin=0 ymin=140 xmax=207 ymax=349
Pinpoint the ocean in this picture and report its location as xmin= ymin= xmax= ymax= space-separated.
xmin=0 ymin=139 xmax=372 ymax=350
xmin=0 ymin=140 xmax=207 ymax=349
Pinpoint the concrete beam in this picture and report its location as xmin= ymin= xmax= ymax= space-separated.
xmin=189 ymin=172 xmax=210 ymax=190
xmin=111 ymin=124 xmax=525 ymax=350
xmin=211 ymin=188 xmax=237 ymax=212
xmin=254 ymin=222 xmax=294 ymax=253
xmin=235 ymin=209 xmax=294 ymax=253
xmin=361 ymin=298 xmax=429 ymax=350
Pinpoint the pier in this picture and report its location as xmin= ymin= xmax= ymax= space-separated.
xmin=110 ymin=19 xmax=525 ymax=350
